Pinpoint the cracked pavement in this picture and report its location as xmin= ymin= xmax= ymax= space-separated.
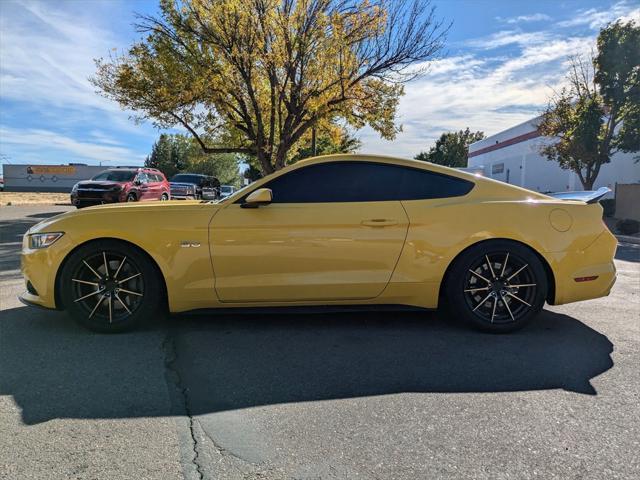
xmin=1 ymin=205 xmax=639 ymax=479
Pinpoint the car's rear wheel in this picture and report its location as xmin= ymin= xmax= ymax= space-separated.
xmin=160 ymin=193 xmax=169 ymax=201
xmin=127 ymin=193 xmax=137 ymax=202
xmin=59 ymin=240 xmax=162 ymax=333
xmin=445 ymin=240 xmax=547 ymax=333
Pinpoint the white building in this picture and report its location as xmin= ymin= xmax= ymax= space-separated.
xmin=467 ymin=117 xmax=640 ymax=197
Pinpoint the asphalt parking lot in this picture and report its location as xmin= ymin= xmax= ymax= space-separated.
xmin=1 ymin=205 xmax=639 ymax=480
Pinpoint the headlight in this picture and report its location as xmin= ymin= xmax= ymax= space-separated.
xmin=71 ymin=183 xmax=78 ymax=193
xmin=29 ymin=232 xmax=64 ymax=249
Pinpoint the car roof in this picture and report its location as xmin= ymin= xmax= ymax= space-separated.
xmin=221 ymin=153 xmax=552 ymax=204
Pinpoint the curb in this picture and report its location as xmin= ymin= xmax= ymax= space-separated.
xmin=616 ymin=234 xmax=640 ymax=245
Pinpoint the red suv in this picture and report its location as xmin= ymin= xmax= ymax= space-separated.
xmin=71 ymin=167 xmax=170 ymax=208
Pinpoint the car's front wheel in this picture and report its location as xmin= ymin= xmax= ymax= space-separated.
xmin=445 ymin=240 xmax=548 ymax=333
xmin=126 ymin=193 xmax=137 ymax=202
xmin=59 ymin=240 xmax=163 ymax=333
xmin=160 ymin=192 xmax=169 ymax=201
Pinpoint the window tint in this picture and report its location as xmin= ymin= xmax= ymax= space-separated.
xmin=171 ymin=174 xmax=204 ymax=184
xmin=242 ymin=161 xmax=473 ymax=203
xmin=91 ymin=170 xmax=136 ymax=182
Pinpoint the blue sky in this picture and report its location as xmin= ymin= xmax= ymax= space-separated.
xmin=1 ymin=0 xmax=638 ymax=172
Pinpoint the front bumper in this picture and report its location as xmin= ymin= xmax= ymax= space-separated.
xmin=171 ymin=194 xmax=197 ymax=200
xmin=20 ymin=234 xmax=72 ymax=310
xmin=18 ymin=292 xmax=57 ymax=310
xmin=71 ymin=191 xmax=123 ymax=206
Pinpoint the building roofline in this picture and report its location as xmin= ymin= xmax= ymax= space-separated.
xmin=469 ymin=114 xmax=542 ymax=150
xmin=468 ymin=129 xmax=542 ymax=158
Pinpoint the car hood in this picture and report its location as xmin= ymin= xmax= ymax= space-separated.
xmin=76 ymin=180 xmax=124 ymax=188
xmin=170 ymin=182 xmax=198 ymax=187
xmin=28 ymin=200 xmax=219 ymax=235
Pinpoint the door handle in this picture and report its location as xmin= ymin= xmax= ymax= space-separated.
xmin=361 ymin=218 xmax=398 ymax=227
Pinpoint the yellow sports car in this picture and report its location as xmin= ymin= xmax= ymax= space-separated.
xmin=20 ymin=154 xmax=617 ymax=333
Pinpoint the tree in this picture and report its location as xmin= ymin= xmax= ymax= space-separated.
xmin=243 ymin=164 xmax=263 ymax=183
xmin=146 ymin=133 xmax=241 ymax=185
xmin=145 ymin=133 xmax=190 ymax=178
xmin=414 ymin=128 xmax=484 ymax=167
xmin=290 ymin=127 xmax=362 ymax=162
xmin=93 ymin=0 xmax=447 ymax=175
xmin=538 ymin=20 xmax=640 ymax=190
xmin=186 ymin=149 xmax=241 ymax=186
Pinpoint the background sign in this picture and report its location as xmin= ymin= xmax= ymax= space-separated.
xmin=26 ymin=165 xmax=77 ymax=175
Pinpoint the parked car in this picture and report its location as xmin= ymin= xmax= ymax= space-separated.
xmin=21 ymin=154 xmax=616 ymax=334
xmin=219 ymin=184 xmax=236 ymax=198
xmin=70 ymin=167 xmax=170 ymax=208
xmin=169 ymin=173 xmax=220 ymax=200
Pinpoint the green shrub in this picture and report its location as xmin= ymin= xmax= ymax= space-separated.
xmin=616 ymin=219 xmax=640 ymax=235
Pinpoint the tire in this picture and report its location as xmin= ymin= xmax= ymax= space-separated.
xmin=160 ymin=193 xmax=169 ymax=201
xmin=59 ymin=240 xmax=163 ymax=333
xmin=445 ymin=240 xmax=548 ymax=333
xmin=127 ymin=193 xmax=137 ymax=202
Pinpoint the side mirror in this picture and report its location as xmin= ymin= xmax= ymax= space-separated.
xmin=241 ymin=188 xmax=272 ymax=208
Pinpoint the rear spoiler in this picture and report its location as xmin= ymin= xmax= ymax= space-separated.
xmin=548 ymin=187 xmax=611 ymax=204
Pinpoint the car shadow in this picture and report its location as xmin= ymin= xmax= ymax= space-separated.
xmin=0 ymin=306 xmax=613 ymax=425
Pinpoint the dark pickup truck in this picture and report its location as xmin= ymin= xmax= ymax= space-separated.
xmin=169 ymin=173 xmax=220 ymax=200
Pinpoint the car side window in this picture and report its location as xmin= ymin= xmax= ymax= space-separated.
xmin=137 ymin=173 xmax=149 ymax=184
xmin=242 ymin=161 xmax=473 ymax=203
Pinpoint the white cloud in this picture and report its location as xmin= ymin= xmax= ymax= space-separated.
xmin=358 ymin=35 xmax=595 ymax=157
xmin=0 ymin=0 xmax=149 ymax=135
xmin=0 ymin=127 xmax=144 ymax=164
xmin=358 ymin=0 xmax=638 ymax=158
xmin=499 ymin=13 xmax=552 ymax=24
xmin=556 ymin=1 xmax=639 ymax=29
xmin=466 ymin=30 xmax=551 ymax=49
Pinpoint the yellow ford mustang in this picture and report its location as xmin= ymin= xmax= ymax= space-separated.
xmin=20 ymin=154 xmax=616 ymax=333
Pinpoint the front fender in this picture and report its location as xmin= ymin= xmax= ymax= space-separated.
xmin=22 ymin=203 xmax=219 ymax=312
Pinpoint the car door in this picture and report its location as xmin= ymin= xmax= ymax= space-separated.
xmin=146 ymin=173 xmax=162 ymax=199
xmin=134 ymin=172 xmax=150 ymax=200
xmin=209 ymin=161 xmax=410 ymax=303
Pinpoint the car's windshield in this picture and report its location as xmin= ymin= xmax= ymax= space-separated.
xmin=171 ymin=174 xmax=204 ymax=184
xmin=91 ymin=170 xmax=136 ymax=182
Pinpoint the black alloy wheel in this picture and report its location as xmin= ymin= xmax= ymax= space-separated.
xmin=60 ymin=240 xmax=162 ymax=332
xmin=445 ymin=241 xmax=547 ymax=333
